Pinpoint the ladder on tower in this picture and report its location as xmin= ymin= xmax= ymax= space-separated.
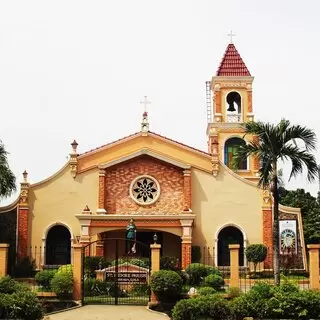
xmin=206 ymin=81 xmax=213 ymax=123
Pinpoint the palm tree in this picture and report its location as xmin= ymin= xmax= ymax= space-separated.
xmin=0 ymin=140 xmax=16 ymax=198
xmin=233 ymin=119 xmax=318 ymax=285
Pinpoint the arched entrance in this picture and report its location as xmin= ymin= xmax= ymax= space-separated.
xmin=46 ymin=225 xmax=71 ymax=265
xmin=217 ymin=226 xmax=244 ymax=266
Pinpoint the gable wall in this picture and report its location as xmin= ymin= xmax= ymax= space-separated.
xmin=192 ymin=167 xmax=262 ymax=247
xmin=105 ymin=155 xmax=184 ymax=214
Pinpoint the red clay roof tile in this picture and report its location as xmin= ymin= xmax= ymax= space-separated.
xmin=216 ymin=43 xmax=251 ymax=76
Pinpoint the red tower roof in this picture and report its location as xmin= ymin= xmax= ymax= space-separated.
xmin=216 ymin=43 xmax=251 ymax=76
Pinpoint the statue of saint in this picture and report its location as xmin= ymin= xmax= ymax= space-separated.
xmin=126 ymin=218 xmax=137 ymax=254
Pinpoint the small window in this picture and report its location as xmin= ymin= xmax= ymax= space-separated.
xmin=224 ymin=137 xmax=247 ymax=170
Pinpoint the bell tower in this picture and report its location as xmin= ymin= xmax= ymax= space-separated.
xmin=207 ymin=42 xmax=259 ymax=181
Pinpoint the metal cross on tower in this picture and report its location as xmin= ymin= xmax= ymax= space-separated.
xmin=228 ymin=30 xmax=236 ymax=44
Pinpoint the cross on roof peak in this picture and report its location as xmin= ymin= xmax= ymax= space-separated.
xmin=227 ymin=31 xmax=236 ymax=44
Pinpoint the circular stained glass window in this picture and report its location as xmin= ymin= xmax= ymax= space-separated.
xmin=130 ymin=175 xmax=160 ymax=205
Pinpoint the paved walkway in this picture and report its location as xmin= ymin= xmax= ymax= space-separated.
xmin=48 ymin=305 xmax=168 ymax=320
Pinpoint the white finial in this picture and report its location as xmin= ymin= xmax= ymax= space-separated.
xmin=140 ymin=96 xmax=151 ymax=134
xmin=227 ymin=30 xmax=236 ymax=44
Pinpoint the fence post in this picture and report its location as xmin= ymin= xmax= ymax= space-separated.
xmin=73 ymin=244 xmax=83 ymax=301
xmin=0 ymin=244 xmax=9 ymax=277
xmin=149 ymin=243 xmax=161 ymax=305
xmin=307 ymin=244 xmax=320 ymax=289
xmin=229 ymin=244 xmax=240 ymax=288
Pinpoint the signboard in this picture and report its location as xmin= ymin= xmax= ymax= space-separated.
xmin=105 ymin=272 xmax=148 ymax=284
xmin=279 ymin=220 xmax=297 ymax=255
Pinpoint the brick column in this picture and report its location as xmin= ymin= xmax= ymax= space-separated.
xmin=247 ymin=90 xmax=253 ymax=113
xmin=96 ymin=234 xmax=104 ymax=257
xmin=183 ymin=169 xmax=191 ymax=211
xmin=150 ymin=243 xmax=161 ymax=305
xmin=0 ymin=244 xmax=9 ymax=277
xmin=229 ymin=244 xmax=240 ymax=288
xmin=17 ymin=171 xmax=30 ymax=258
xmin=262 ymin=189 xmax=273 ymax=269
xmin=97 ymin=169 xmax=107 ymax=214
xmin=180 ymin=219 xmax=193 ymax=269
xmin=73 ymin=244 xmax=83 ymax=301
xmin=307 ymin=244 xmax=320 ymax=289
xmin=181 ymin=240 xmax=192 ymax=269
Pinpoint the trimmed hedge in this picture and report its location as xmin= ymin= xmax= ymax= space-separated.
xmin=35 ymin=270 xmax=57 ymax=289
xmin=230 ymin=281 xmax=320 ymax=319
xmin=50 ymin=265 xmax=74 ymax=298
xmin=172 ymin=295 xmax=234 ymax=320
xmin=150 ymin=270 xmax=182 ymax=302
xmin=184 ymin=263 xmax=222 ymax=286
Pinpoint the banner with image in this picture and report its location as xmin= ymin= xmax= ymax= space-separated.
xmin=279 ymin=220 xmax=297 ymax=255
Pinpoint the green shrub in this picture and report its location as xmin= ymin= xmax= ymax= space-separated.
xmin=172 ymin=295 xmax=234 ymax=320
xmin=84 ymin=256 xmax=111 ymax=277
xmin=197 ymin=286 xmax=216 ymax=296
xmin=35 ymin=270 xmax=56 ymax=289
xmin=0 ymin=291 xmax=44 ymax=320
xmin=150 ymin=270 xmax=182 ymax=302
xmin=13 ymin=256 xmax=36 ymax=278
xmin=129 ymin=258 xmax=149 ymax=268
xmin=204 ymin=274 xmax=224 ymax=290
xmin=50 ymin=269 xmax=74 ymax=298
xmin=229 ymin=282 xmax=320 ymax=319
xmin=0 ymin=276 xmax=18 ymax=294
xmin=226 ymin=286 xmax=242 ymax=298
xmin=184 ymin=263 xmax=208 ymax=286
xmin=130 ymin=283 xmax=150 ymax=296
xmin=57 ymin=264 xmax=73 ymax=274
xmin=0 ymin=276 xmax=29 ymax=294
xmin=184 ymin=263 xmax=221 ymax=286
xmin=191 ymin=246 xmax=201 ymax=263
xmin=207 ymin=295 xmax=235 ymax=320
xmin=245 ymin=244 xmax=267 ymax=274
xmin=160 ymin=256 xmax=180 ymax=271
xmin=83 ymin=278 xmax=127 ymax=297
xmin=172 ymin=296 xmax=208 ymax=320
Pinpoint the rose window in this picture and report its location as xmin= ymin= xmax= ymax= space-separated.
xmin=130 ymin=175 xmax=160 ymax=205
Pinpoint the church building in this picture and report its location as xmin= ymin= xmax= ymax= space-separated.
xmin=0 ymin=42 xmax=307 ymax=271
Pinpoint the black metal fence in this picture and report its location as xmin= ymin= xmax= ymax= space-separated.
xmin=193 ymin=246 xmax=310 ymax=292
xmin=10 ymin=246 xmax=74 ymax=295
xmin=82 ymin=238 xmax=151 ymax=305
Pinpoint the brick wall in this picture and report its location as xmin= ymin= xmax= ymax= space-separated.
xmin=105 ymin=155 xmax=184 ymax=214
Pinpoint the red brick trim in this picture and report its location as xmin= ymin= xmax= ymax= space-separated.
xmin=17 ymin=206 xmax=29 ymax=257
xmin=181 ymin=242 xmax=192 ymax=269
xmin=183 ymin=170 xmax=191 ymax=210
xmin=263 ymin=208 xmax=273 ymax=268
xmin=98 ymin=169 xmax=106 ymax=209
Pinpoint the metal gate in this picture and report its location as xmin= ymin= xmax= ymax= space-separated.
xmin=82 ymin=238 xmax=151 ymax=305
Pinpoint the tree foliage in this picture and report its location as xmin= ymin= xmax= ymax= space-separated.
xmin=0 ymin=141 xmax=16 ymax=199
xmin=245 ymin=244 xmax=267 ymax=274
xmin=280 ymin=188 xmax=320 ymax=244
xmin=233 ymin=119 xmax=318 ymax=285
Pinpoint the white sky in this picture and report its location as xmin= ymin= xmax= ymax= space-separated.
xmin=1 ymin=0 xmax=320 ymax=205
